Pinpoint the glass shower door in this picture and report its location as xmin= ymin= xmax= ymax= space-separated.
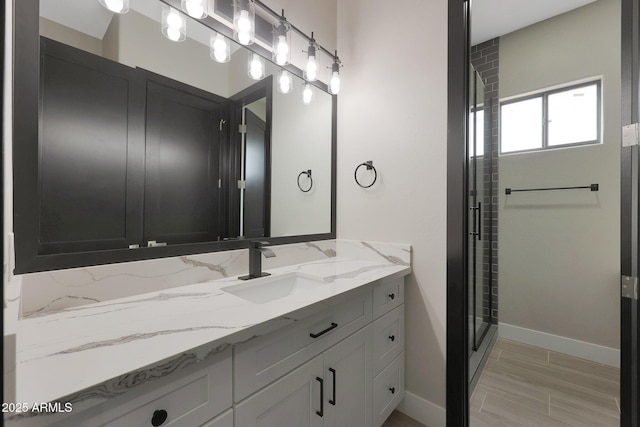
xmin=468 ymin=70 xmax=490 ymax=358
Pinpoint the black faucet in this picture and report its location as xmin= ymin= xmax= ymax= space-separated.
xmin=238 ymin=241 xmax=276 ymax=280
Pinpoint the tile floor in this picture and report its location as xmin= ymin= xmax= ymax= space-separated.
xmin=470 ymin=338 xmax=620 ymax=426
xmin=382 ymin=410 xmax=428 ymax=427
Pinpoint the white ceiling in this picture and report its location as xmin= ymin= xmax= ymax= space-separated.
xmin=471 ymin=0 xmax=598 ymax=45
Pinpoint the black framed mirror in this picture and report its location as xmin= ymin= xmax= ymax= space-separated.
xmin=12 ymin=0 xmax=337 ymax=274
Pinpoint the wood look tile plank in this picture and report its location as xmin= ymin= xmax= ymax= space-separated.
xmin=477 ymin=373 xmax=549 ymax=415
xmin=471 ymin=339 xmax=620 ymax=427
xmin=381 ymin=410 xmax=428 ymax=427
xmin=487 ymin=350 xmax=619 ymax=397
xmin=477 ymin=393 xmax=569 ymax=427
xmin=494 ymin=339 xmax=549 ymax=363
xmin=549 ymin=393 xmax=619 ymax=426
xmin=548 ymin=351 xmax=620 ymax=385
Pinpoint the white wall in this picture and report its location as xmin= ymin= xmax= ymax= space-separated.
xmin=115 ymin=10 xmax=231 ymax=97
xmin=337 ymin=0 xmax=448 ymax=416
xmin=498 ymin=0 xmax=621 ymax=349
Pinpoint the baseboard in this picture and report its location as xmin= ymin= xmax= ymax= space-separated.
xmin=499 ymin=323 xmax=620 ymax=368
xmin=396 ymin=391 xmax=446 ymax=427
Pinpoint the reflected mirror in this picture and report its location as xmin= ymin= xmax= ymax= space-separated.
xmin=15 ymin=0 xmax=334 ymax=272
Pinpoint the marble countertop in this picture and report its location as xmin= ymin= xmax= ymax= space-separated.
xmin=14 ymin=250 xmax=411 ymax=410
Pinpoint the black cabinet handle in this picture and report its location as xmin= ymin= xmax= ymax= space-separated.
xmin=389 ymin=335 xmax=396 ymax=342
xmin=388 ymin=293 xmax=395 ymax=300
xmin=328 ymin=368 xmax=336 ymax=405
xmin=316 ymin=377 xmax=324 ymax=417
xmin=389 ymin=387 xmax=396 ymax=394
xmin=151 ymin=409 xmax=168 ymax=426
xmin=310 ymin=322 xmax=338 ymax=338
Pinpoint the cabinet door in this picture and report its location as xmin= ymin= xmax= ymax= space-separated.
xmin=144 ymin=73 xmax=225 ymax=245
xmin=37 ymin=37 xmax=144 ymax=255
xmin=323 ymin=325 xmax=373 ymax=427
xmin=235 ymin=356 xmax=324 ymax=427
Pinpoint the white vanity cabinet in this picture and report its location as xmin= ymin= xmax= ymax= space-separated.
xmin=235 ymin=276 xmax=404 ymax=427
xmin=235 ymin=325 xmax=373 ymax=427
xmin=45 ymin=348 xmax=234 ymax=427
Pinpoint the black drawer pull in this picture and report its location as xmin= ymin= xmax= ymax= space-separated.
xmin=316 ymin=377 xmax=324 ymax=417
xmin=310 ymin=322 xmax=338 ymax=338
xmin=329 ymin=368 xmax=336 ymax=405
xmin=388 ymin=293 xmax=395 ymax=300
xmin=389 ymin=335 xmax=396 ymax=342
xmin=389 ymin=387 xmax=396 ymax=394
xmin=151 ymin=409 xmax=168 ymax=426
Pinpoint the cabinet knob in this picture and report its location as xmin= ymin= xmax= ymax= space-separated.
xmin=151 ymin=409 xmax=168 ymax=426
xmin=389 ymin=335 xmax=396 ymax=342
xmin=388 ymin=293 xmax=395 ymax=300
xmin=389 ymin=387 xmax=396 ymax=394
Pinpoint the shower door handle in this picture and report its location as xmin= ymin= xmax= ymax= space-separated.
xmin=477 ymin=202 xmax=482 ymax=241
xmin=469 ymin=203 xmax=481 ymax=241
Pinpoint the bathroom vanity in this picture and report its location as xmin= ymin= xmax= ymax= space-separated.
xmin=7 ymin=251 xmax=410 ymax=427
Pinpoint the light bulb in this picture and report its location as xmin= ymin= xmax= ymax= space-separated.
xmin=305 ymin=56 xmax=317 ymax=81
xmin=162 ymin=8 xmax=186 ymax=42
xmin=275 ymin=36 xmax=289 ymax=65
xmin=213 ymin=49 xmax=227 ymax=62
xmin=183 ymin=0 xmax=206 ymax=19
xmin=278 ymin=71 xmax=292 ymax=94
xmin=167 ymin=12 xmax=183 ymax=29
xmin=238 ymin=10 xmax=251 ymax=33
xmin=100 ymin=0 xmax=129 ymax=13
xmin=210 ymin=34 xmax=230 ymax=63
xmin=238 ymin=31 xmax=251 ymax=45
xmin=234 ymin=1 xmax=254 ymax=46
xmin=166 ymin=27 xmax=181 ymax=41
xmin=249 ymin=54 xmax=264 ymax=80
xmin=303 ymin=84 xmax=313 ymax=104
xmin=330 ymin=72 xmax=341 ymax=95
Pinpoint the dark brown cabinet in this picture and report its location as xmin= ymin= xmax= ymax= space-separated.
xmin=15 ymin=38 xmax=233 ymax=272
xmin=38 ymin=38 xmax=145 ymax=255
xmin=144 ymin=74 xmax=225 ymax=245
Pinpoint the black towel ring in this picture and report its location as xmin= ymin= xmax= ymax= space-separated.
xmin=354 ymin=161 xmax=377 ymax=188
xmin=297 ymin=170 xmax=313 ymax=192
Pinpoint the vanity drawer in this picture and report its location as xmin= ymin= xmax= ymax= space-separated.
xmin=200 ymin=409 xmax=233 ymax=427
xmin=234 ymin=289 xmax=372 ymax=402
xmin=373 ymin=352 xmax=405 ymax=427
xmin=373 ymin=305 xmax=405 ymax=375
xmin=372 ymin=278 xmax=404 ymax=319
xmin=58 ymin=349 xmax=232 ymax=427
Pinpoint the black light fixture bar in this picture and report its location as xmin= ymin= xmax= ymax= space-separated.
xmin=505 ymin=183 xmax=599 ymax=195
xmin=253 ymin=0 xmax=336 ymax=58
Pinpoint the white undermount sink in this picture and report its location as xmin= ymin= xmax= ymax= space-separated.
xmin=221 ymin=272 xmax=328 ymax=304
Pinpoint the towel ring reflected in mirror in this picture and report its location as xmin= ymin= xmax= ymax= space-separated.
xmin=297 ymin=170 xmax=313 ymax=192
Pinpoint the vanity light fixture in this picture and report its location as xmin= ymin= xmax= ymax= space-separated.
xmin=162 ymin=7 xmax=187 ymax=42
xmin=210 ymin=33 xmax=231 ymax=63
xmin=328 ymin=52 xmax=341 ymax=95
xmin=248 ymin=52 xmax=265 ymax=80
xmin=272 ymin=11 xmax=291 ymax=66
xmin=304 ymin=33 xmax=318 ymax=82
xmin=182 ymin=0 xmax=208 ymax=19
xmin=302 ymin=83 xmax=313 ymax=104
xmin=233 ymin=0 xmax=255 ymax=45
xmin=98 ymin=0 xmax=129 ymax=14
xmin=278 ymin=70 xmax=293 ymax=94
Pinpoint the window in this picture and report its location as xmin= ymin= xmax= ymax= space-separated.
xmin=500 ymin=81 xmax=601 ymax=154
xmin=469 ymin=107 xmax=485 ymax=157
